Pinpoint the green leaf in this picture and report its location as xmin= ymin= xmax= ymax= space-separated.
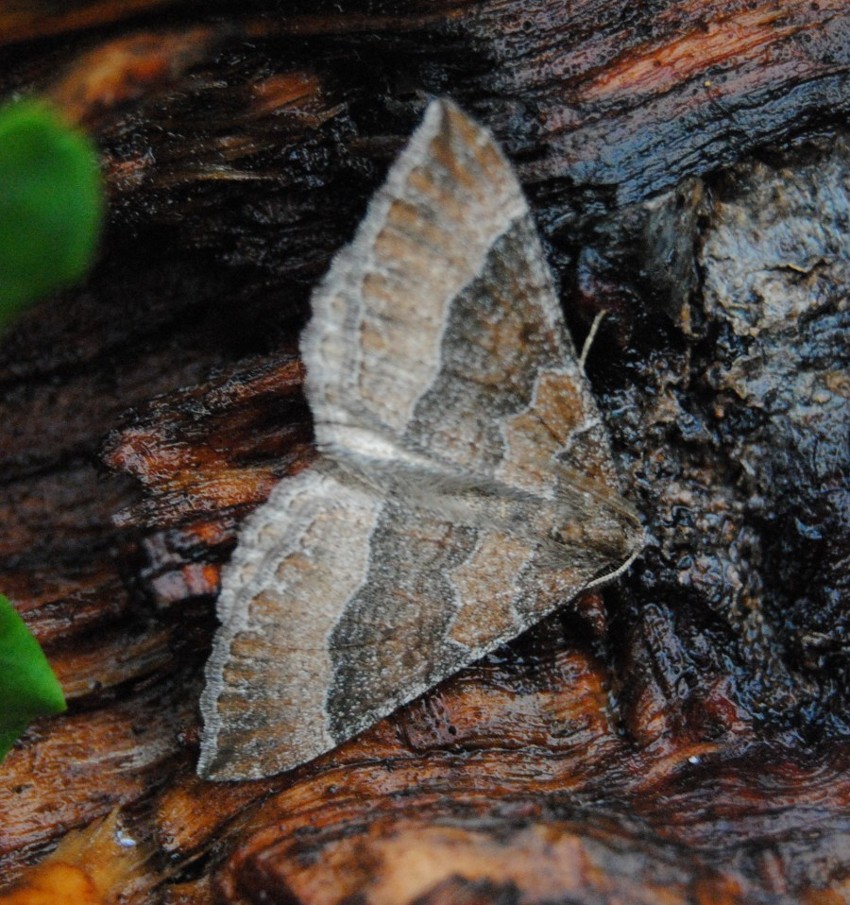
xmin=0 ymin=594 xmax=66 ymax=761
xmin=0 ymin=100 xmax=103 ymax=330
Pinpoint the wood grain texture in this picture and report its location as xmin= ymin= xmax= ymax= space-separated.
xmin=1 ymin=2 xmax=849 ymax=900
xmin=165 ymin=623 xmax=850 ymax=904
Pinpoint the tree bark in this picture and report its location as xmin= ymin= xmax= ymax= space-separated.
xmin=1 ymin=3 xmax=849 ymax=902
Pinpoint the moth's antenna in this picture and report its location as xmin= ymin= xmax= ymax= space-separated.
xmin=579 ymin=309 xmax=607 ymax=372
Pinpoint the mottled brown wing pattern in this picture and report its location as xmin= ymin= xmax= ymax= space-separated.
xmin=198 ymin=466 xmax=384 ymax=779
xmin=198 ymin=99 xmax=642 ymax=781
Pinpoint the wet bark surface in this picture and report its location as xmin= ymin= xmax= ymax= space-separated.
xmin=1 ymin=2 xmax=849 ymax=902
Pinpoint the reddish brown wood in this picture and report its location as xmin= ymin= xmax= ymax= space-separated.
xmin=0 ymin=0 xmax=177 ymax=47
xmin=1 ymin=3 xmax=849 ymax=902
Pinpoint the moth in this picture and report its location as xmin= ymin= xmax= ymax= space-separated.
xmin=198 ymin=99 xmax=643 ymax=781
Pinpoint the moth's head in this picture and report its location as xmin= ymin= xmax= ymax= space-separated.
xmin=548 ymin=505 xmax=644 ymax=565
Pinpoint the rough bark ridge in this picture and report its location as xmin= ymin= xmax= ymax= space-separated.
xmin=1 ymin=2 xmax=849 ymax=902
